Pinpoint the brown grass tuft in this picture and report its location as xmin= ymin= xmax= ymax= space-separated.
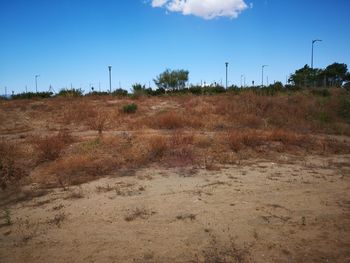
xmin=0 ymin=140 xmax=28 ymax=189
xmin=152 ymin=111 xmax=184 ymax=129
xmin=148 ymin=135 xmax=168 ymax=160
xmin=33 ymin=130 xmax=74 ymax=162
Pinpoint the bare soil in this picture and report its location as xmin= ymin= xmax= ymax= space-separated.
xmin=1 ymin=155 xmax=349 ymax=263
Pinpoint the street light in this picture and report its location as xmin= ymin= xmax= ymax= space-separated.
xmin=240 ymin=74 xmax=244 ymax=88
xmin=311 ymin=39 xmax=322 ymax=69
xmin=108 ymin=66 xmax=112 ymax=93
xmin=35 ymin=75 xmax=40 ymax=93
xmin=262 ymin=65 xmax=268 ymax=87
xmin=225 ymin=62 xmax=229 ymax=89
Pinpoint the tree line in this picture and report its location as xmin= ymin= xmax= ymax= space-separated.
xmin=3 ymin=62 xmax=350 ymax=100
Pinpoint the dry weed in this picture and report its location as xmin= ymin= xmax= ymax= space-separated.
xmin=148 ymin=135 xmax=168 ymax=160
xmin=0 ymin=139 xmax=27 ymax=189
xmin=33 ymin=130 xmax=74 ymax=162
xmin=124 ymin=207 xmax=154 ymax=222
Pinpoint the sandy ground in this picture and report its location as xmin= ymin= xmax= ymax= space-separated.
xmin=1 ymin=154 xmax=350 ymax=263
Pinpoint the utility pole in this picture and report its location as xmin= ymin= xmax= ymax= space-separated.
xmin=262 ymin=65 xmax=268 ymax=87
xmin=108 ymin=66 xmax=112 ymax=93
xmin=4 ymin=86 xmax=7 ymax=97
xmin=311 ymin=39 xmax=322 ymax=69
xmin=225 ymin=62 xmax=229 ymax=89
xmin=35 ymin=75 xmax=40 ymax=92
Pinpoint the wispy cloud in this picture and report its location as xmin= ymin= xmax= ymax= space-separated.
xmin=150 ymin=0 xmax=249 ymax=20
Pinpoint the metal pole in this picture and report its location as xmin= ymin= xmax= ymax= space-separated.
xmin=240 ymin=74 xmax=243 ymax=88
xmin=311 ymin=41 xmax=314 ymax=69
xmin=5 ymin=86 xmax=7 ymax=97
xmin=262 ymin=65 xmax=268 ymax=87
xmin=311 ymin=39 xmax=322 ymax=69
xmin=225 ymin=62 xmax=229 ymax=89
xmin=108 ymin=66 xmax=112 ymax=93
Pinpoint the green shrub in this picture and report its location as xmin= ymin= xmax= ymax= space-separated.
xmin=12 ymin=92 xmax=53 ymax=99
xmin=112 ymin=88 xmax=128 ymax=97
xmin=3 ymin=208 xmax=11 ymax=225
xmin=85 ymin=91 xmax=110 ymax=96
xmin=189 ymin=86 xmax=202 ymax=95
xmin=57 ymin=88 xmax=83 ymax=97
xmin=123 ymin=103 xmax=138 ymax=114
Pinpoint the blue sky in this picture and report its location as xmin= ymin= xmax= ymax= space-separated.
xmin=1 ymin=0 xmax=350 ymax=94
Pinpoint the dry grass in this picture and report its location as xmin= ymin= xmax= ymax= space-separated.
xmin=151 ymin=111 xmax=184 ymax=129
xmin=1 ymin=91 xmax=350 ymax=188
xmin=150 ymin=111 xmax=202 ymax=129
xmin=55 ymin=154 xmax=117 ymax=187
xmin=33 ymin=129 xmax=74 ymax=162
xmin=148 ymin=135 xmax=168 ymax=160
xmin=124 ymin=207 xmax=154 ymax=222
xmin=198 ymin=236 xmax=250 ymax=263
xmin=0 ymin=140 xmax=29 ymax=189
xmin=87 ymin=109 xmax=111 ymax=134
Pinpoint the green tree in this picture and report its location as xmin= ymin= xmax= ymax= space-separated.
xmin=289 ymin=63 xmax=349 ymax=88
xmin=323 ymin=63 xmax=348 ymax=86
xmin=154 ymin=69 xmax=189 ymax=91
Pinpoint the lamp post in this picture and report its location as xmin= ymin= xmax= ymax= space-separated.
xmin=240 ymin=74 xmax=244 ymax=88
xmin=262 ymin=65 xmax=268 ymax=87
xmin=225 ymin=62 xmax=229 ymax=89
xmin=35 ymin=75 xmax=40 ymax=93
xmin=108 ymin=66 xmax=112 ymax=93
xmin=311 ymin=39 xmax=322 ymax=69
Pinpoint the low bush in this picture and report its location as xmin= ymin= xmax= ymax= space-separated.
xmin=12 ymin=92 xmax=53 ymax=99
xmin=57 ymin=88 xmax=83 ymax=97
xmin=85 ymin=91 xmax=110 ymax=96
xmin=112 ymin=88 xmax=128 ymax=97
xmin=87 ymin=110 xmax=110 ymax=134
xmin=123 ymin=103 xmax=138 ymax=114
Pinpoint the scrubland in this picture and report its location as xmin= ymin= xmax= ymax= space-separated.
xmin=1 ymin=89 xmax=350 ymax=263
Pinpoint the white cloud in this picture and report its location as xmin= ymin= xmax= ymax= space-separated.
xmin=150 ymin=0 xmax=249 ymax=20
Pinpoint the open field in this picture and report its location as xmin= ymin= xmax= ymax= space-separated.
xmin=1 ymin=90 xmax=350 ymax=262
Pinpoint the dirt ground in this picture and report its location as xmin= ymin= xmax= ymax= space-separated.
xmin=1 ymin=154 xmax=349 ymax=263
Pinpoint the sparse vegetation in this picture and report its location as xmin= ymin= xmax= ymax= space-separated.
xmin=3 ymin=208 xmax=12 ymax=225
xmin=124 ymin=207 xmax=154 ymax=222
xmin=33 ymin=130 xmax=74 ymax=162
xmin=0 ymin=89 xmax=349 ymax=189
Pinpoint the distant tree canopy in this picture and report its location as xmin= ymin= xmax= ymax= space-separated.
xmin=154 ymin=69 xmax=189 ymax=91
xmin=289 ymin=63 xmax=349 ymax=87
